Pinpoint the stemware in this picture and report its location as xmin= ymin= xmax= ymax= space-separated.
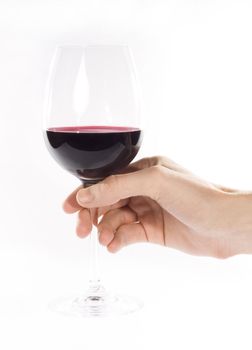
xmin=43 ymin=45 xmax=143 ymax=317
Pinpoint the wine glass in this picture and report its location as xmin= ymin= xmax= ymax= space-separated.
xmin=43 ymin=45 xmax=143 ymax=317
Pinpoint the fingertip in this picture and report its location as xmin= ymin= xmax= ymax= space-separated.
xmin=107 ymin=242 xmax=121 ymax=254
xmin=98 ymin=228 xmax=114 ymax=246
xmin=62 ymin=200 xmax=76 ymax=213
xmin=63 ymin=197 xmax=82 ymax=213
xmin=98 ymin=234 xmax=107 ymax=246
xmin=63 ymin=186 xmax=83 ymax=213
xmin=76 ymin=224 xmax=91 ymax=238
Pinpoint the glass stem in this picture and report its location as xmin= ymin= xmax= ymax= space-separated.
xmin=89 ymin=224 xmax=101 ymax=288
xmin=82 ymin=182 xmax=102 ymax=291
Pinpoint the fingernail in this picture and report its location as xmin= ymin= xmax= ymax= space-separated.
xmin=77 ymin=190 xmax=92 ymax=204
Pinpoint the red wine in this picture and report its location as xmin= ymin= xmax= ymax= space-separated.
xmin=44 ymin=126 xmax=142 ymax=183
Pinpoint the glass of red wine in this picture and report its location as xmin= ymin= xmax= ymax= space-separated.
xmin=43 ymin=45 xmax=143 ymax=317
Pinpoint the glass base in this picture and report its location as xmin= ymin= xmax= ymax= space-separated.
xmin=49 ymin=283 xmax=143 ymax=317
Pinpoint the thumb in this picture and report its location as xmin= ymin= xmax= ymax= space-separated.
xmin=76 ymin=166 xmax=161 ymax=208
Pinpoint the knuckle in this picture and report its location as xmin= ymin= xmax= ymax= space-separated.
xmin=139 ymin=157 xmax=154 ymax=168
xmin=94 ymin=181 xmax=111 ymax=199
xmin=104 ymin=174 xmax=117 ymax=185
xmin=103 ymin=174 xmax=119 ymax=192
xmin=92 ymin=175 xmax=121 ymax=205
xmin=136 ymin=156 xmax=164 ymax=169
xmin=150 ymin=156 xmax=164 ymax=166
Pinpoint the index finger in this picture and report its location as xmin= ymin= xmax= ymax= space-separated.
xmin=63 ymin=185 xmax=83 ymax=213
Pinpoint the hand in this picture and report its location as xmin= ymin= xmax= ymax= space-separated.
xmin=63 ymin=156 xmax=252 ymax=258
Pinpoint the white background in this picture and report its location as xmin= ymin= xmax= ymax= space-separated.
xmin=1 ymin=0 xmax=252 ymax=349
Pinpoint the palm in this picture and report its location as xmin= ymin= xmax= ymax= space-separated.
xmin=124 ymin=196 xmax=223 ymax=257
